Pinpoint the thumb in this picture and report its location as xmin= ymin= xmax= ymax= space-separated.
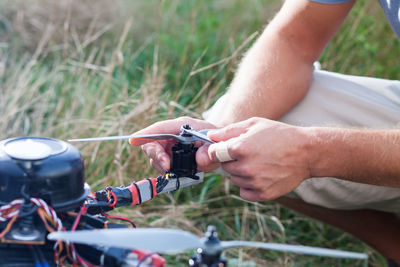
xmin=129 ymin=119 xmax=183 ymax=146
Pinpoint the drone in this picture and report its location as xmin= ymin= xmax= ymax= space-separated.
xmin=0 ymin=124 xmax=368 ymax=266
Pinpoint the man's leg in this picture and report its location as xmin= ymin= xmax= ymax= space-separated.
xmin=279 ymin=70 xmax=400 ymax=262
xmin=277 ymin=196 xmax=400 ymax=263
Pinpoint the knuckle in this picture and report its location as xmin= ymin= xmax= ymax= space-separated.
xmin=224 ymin=123 xmax=237 ymax=132
xmin=141 ymin=144 xmax=150 ymax=154
xmin=260 ymin=189 xmax=277 ymax=201
xmin=142 ymin=143 xmax=158 ymax=158
xmin=156 ymin=152 xmax=164 ymax=161
xmin=230 ymin=176 xmax=244 ymax=187
xmin=229 ymin=140 xmax=246 ymax=158
xmin=252 ymin=178 xmax=265 ymax=190
xmin=152 ymin=120 xmax=164 ymax=128
xmin=238 ymin=165 xmax=254 ymax=177
xmin=208 ymin=146 xmax=218 ymax=162
xmin=248 ymin=117 xmax=259 ymax=125
xmin=150 ymin=158 xmax=155 ymax=167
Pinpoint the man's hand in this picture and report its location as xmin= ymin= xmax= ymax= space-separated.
xmin=206 ymin=117 xmax=311 ymax=202
xmin=129 ymin=117 xmax=219 ymax=173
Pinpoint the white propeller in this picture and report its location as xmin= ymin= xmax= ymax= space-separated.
xmin=68 ymin=126 xmax=215 ymax=144
xmin=48 ymin=228 xmax=368 ymax=260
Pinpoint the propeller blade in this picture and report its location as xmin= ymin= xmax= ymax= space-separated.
xmin=68 ymin=134 xmax=185 ymax=143
xmin=220 ymin=241 xmax=368 ymax=260
xmin=48 ymin=228 xmax=201 ymax=254
xmin=183 ymin=129 xmax=215 ymax=144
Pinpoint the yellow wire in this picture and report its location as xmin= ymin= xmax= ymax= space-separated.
xmin=166 ymin=173 xmax=170 ymax=180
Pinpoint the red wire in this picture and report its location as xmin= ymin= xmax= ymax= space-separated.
xmin=71 ymin=211 xmax=82 ymax=231
xmin=108 ymin=190 xmax=118 ymax=208
xmin=69 ymin=205 xmax=102 ymax=266
xmin=101 ymin=211 xmax=136 ymax=228
xmin=75 ymin=250 xmax=99 ymax=267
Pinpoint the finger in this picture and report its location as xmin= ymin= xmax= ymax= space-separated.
xmin=129 ymin=117 xmax=215 ymax=146
xmin=215 ymin=142 xmax=235 ymax=162
xmin=207 ymin=118 xmax=256 ymax=142
xmin=220 ymin=160 xmax=250 ymax=177
xmin=208 ymin=139 xmax=239 ymax=163
xmin=142 ymin=143 xmax=170 ymax=170
xmin=195 ymin=145 xmax=220 ymax=172
xmin=198 ymin=163 xmax=220 ymax=172
xmin=196 ymin=148 xmax=220 ymax=172
xmin=239 ymin=188 xmax=263 ymax=202
xmin=129 ymin=119 xmax=183 ymax=146
xmin=150 ymin=158 xmax=166 ymax=174
xmin=196 ymin=144 xmax=220 ymax=172
xmin=230 ymin=175 xmax=254 ymax=189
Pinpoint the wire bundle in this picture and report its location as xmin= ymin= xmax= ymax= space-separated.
xmin=1 ymin=194 xmax=140 ymax=267
xmin=0 ymin=198 xmax=66 ymax=264
xmin=0 ymin=198 xmax=24 ymax=239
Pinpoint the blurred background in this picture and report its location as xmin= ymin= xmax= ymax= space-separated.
xmin=0 ymin=0 xmax=398 ymax=265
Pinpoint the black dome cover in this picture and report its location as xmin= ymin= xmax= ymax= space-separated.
xmin=0 ymin=137 xmax=87 ymax=211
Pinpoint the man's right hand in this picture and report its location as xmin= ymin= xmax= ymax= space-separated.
xmin=129 ymin=117 xmax=219 ymax=173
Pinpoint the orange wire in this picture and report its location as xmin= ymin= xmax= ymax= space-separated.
xmin=37 ymin=209 xmax=56 ymax=233
xmin=0 ymin=214 xmax=18 ymax=239
xmin=39 ymin=208 xmax=58 ymax=228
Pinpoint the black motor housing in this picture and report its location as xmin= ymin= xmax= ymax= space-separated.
xmin=0 ymin=137 xmax=87 ymax=211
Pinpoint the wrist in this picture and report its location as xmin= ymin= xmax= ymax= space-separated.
xmin=303 ymin=127 xmax=348 ymax=179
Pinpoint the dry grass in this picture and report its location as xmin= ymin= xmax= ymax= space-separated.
xmin=0 ymin=0 xmax=392 ymax=265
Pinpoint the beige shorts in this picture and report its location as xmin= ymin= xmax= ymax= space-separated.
xmin=204 ymin=68 xmax=400 ymax=214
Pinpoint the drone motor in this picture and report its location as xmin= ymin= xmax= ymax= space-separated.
xmin=0 ymin=137 xmax=166 ymax=267
xmin=0 ymin=137 xmax=87 ymax=211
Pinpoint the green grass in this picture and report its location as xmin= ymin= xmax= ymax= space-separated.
xmin=1 ymin=0 xmax=398 ymax=265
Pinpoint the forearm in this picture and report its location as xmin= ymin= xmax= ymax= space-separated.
xmin=216 ymin=0 xmax=354 ymax=127
xmin=307 ymin=127 xmax=400 ymax=187
xmin=217 ymin=26 xmax=314 ymax=126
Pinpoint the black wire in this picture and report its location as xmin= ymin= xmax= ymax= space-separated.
xmin=30 ymin=245 xmax=40 ymax=264
xmin=16 ymin=161 xmax=37 ymax=202
xmin=155 ymin=174 xmax=170 ymax=193
xmin=18 ymin=203 xmax=37 ymax=218
xmin=33 ymin=246 xmax=44 ymax=265
xmin=175 ymin=177 xmax=180 ymax=191
xmin=136 ymin=252 xmax=157 ymax=267
xmin=20 ymin=184 xmax=31 ymax=202
xmin=34 ymin=245 xmax=48 ymax=265
xmin=17 ymin=185 xmax=37 ymax=218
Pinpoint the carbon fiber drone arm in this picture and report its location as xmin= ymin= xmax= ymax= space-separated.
xmin=85 ymin=124 xmax=206 ymax=214
xmin=86 ymin=172 xmax=204 ymax=214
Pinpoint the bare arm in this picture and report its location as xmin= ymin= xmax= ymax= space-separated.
xmin=131 ymin=1 xmax=359 ymax=177
xmin=217 ymin=0 xmax=355 ymax=126
xmin=309 ymin=127 xmax=400 ymax=187
xmin=205 ymin=118 xmax=400 ymax=202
